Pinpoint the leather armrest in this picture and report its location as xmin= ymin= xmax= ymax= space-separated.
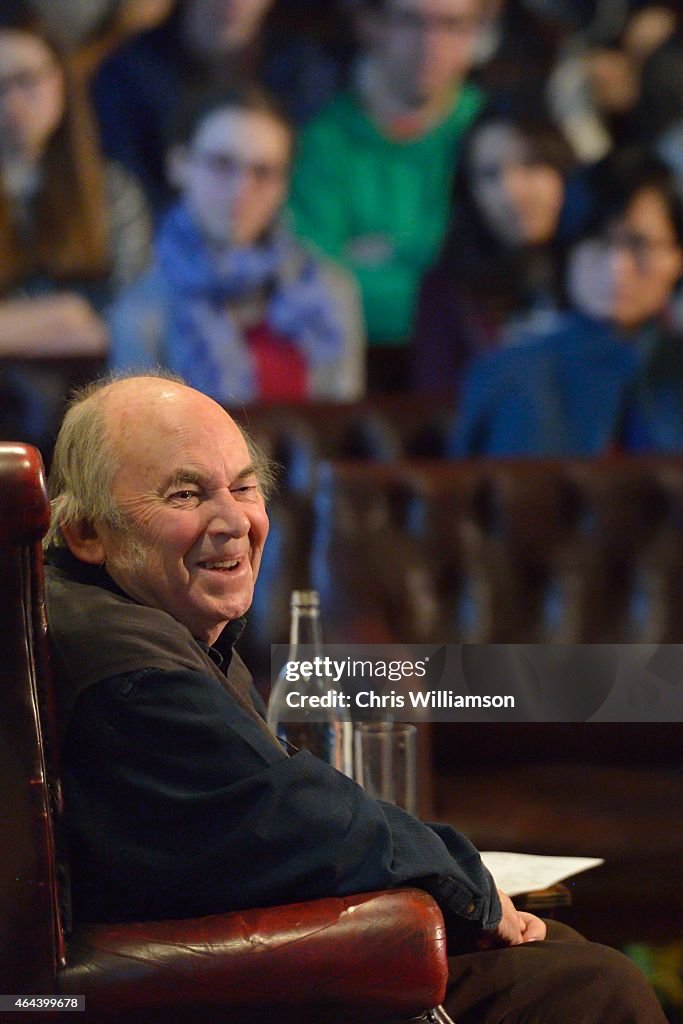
xmin=0 ymin=444 xmax=49 ymax=543
xmin=59 ymin=888 xmax=448 ymax=1022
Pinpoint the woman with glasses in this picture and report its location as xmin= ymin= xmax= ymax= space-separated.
xmin=0 ymin=7 xmax=150 ymax=443
xmin=448 ymin=149 xmax=683 ymax=456
xmin=108 ymin=87 xmax=365 ymax=403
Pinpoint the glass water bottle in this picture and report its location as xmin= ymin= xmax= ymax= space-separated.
xmin=267 ymin=590 xmax=352 ymax=776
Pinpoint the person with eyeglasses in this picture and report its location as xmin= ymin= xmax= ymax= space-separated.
xmin=288 ymin=0 xmax=486 ymax=392
xmin=448 ymin=149 xmax=683 ymax=457
xmin=107 ymin=87 xmax=365 ymax=403
xmin=0 ymin=5 xmax=151 ymax=448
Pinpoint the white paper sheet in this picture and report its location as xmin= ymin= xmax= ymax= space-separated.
xmin=480 ymin=851 xmax=604 ymax=897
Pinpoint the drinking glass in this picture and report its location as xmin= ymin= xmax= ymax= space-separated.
xmin=353 ymin=722 xmax=417 ymax=816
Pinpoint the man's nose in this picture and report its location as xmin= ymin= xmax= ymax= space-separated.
xmin=207 ymin=491 xmax=251 ymax=536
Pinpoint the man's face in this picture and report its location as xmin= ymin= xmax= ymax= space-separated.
xmin=183 ymin=0 xmax=275 ymax=57
xmin=368 ymin=0 xmax=482 ymax=108
xmin=176 ymin=106 xmax=290 ymax=248
xmin=568 ymin=187 xmax=683 ymax=333
xmin=95 ymin=384 xmax=269 ymax=645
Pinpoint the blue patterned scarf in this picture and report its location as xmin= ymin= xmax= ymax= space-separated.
xmin=156 ymin=202 xmax=343 ymax=403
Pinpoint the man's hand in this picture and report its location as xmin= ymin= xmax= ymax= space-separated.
xmin=477 ymin=889 xmax=547 ymax=949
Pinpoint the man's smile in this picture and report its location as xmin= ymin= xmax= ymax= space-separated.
xmin=195 ymin=553 xmax=251 ymax=576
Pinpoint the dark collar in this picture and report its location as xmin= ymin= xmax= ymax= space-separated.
xmin=44 ymin=546 xmax=247 ymax=656
xmin=46 ymin=545 xmax=131 ymax=599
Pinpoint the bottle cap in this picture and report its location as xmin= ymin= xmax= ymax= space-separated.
xmin=291 ymin=590 xmax=320 ymax=608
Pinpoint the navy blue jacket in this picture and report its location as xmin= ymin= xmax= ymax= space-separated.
xmin=449 ymin=312 xmax=644 ymax=458
xmin=45 ymin=550 xmax=500 ymax=948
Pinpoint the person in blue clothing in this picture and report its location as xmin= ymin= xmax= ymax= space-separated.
xmin=448 ymin=151 xmax=683 ymax=457
xmin=107 ymin=87 xmax=365 ymax=404
xmin=626 ymin=328 xmax=683 ymax=451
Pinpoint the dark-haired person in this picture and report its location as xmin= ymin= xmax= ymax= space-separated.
xmin=91 ymin=0 xmax=345 ymax=210
xmin=0 ymin=12 xmax=150 ymax=442
xmin=26 ymin=0 xmax=173 ymax=74
xmin=412 ymin=109 xmax=575 ymax=394
xmin=448 ymin=151 xmax=683 ymax=457
xmin=289 ymin=0 xmax=486 ymax=390
xmin=108 ymin=90 xmax=365 ymax=402
xmin=44 ymin=370 xmax=667 ymax=1023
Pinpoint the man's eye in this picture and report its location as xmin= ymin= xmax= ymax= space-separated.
xmin=170 ymin=490 xmax=199 ymax=501
xmin=232 ymin=484 xmax=258 ymax=496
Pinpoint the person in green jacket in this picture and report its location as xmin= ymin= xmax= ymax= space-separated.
xmin=288 ymin=0 xmax=486 ymax=390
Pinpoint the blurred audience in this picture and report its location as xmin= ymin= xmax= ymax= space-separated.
xmin=547 ymin=3 xmax=678 ymax=162
xmin=469 ymin=0 xmax=569 ymax=111
xmin=92 ymin=0 xmax=345 ymax=210
xmin=0 ymin=8 xmax=150 ymax=444
xmin=108 ymin=88 xmax=365 ymax=403
xmin=448 ymin=152 xmax=683 ymax=457
xmin=27 ymin=0 xmax=174 ymax=77
xmin=638 ymin=11 xmax=683 ymax=199
xmin=4 ymin=0 xmax=683 ymax=448
xmin=412 ymin=109 xmax=575 ymax=393
xmin=27 ymin=0 xmax=116 ymax=51
xmin=288 ymin=0 xmax=486 ymax=391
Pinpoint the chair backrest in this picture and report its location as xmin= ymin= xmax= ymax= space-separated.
xmin=0 ymin=443 xmax=63 ymax=990
xmin=0 ymin=445 xmax=450 ymax=1024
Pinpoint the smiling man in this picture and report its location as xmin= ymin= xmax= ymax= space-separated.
xmin=53 ymin=376 xmax=269 ymax=642
xmin=43 ymin=373 xmax=667 ymax=1023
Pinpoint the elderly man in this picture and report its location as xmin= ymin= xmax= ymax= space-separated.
xmin=44 ymin=374 xmax=667 ymax=1023
xmin=289 ymin=0 xmax=486 ymax=388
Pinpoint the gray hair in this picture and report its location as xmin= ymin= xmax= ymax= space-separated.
xmin=44 ymin=370 xmax=278 ymax=550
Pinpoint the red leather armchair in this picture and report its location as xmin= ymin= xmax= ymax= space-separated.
xmin=0 ymin=443 xmax=449 ymax=1023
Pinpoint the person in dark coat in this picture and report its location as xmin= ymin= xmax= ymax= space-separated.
xmin=41 ymin=370 xmax=668 ymax=1022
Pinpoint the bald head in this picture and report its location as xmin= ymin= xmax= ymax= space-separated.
xmin=94 ymin=374 xmax=233 ymax=428
xmin=99 ymin=377 xmax=235 ymax=457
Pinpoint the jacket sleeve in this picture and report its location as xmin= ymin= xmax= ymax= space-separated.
xmin=63 ymin=666 xmax=500 ymax=941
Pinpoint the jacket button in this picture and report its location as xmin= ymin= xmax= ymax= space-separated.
xmin=466 ymin=902 xmax=476 ymax=915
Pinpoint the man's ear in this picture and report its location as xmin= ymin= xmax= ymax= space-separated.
xmin=60 ymin=519 xmax=107 ymax=565
xmin=166 ymin=143 xmax=189 ymax=191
